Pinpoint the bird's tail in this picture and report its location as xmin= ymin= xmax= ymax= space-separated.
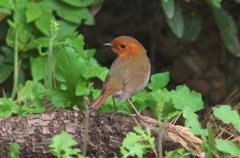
xmin=90 ymin=88 xmax=117 ymax=109
xmin=90 ymin=94 xmax=107 ymax=109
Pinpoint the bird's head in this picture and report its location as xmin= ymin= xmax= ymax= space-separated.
xmin=104 ymin=36 xmax=146 ymax=57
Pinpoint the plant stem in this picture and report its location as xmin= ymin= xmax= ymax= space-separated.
xmin=11 ymin=0 xmax=19 ymax=99
xmin=47 ymin=37 xmax=53 ymax=89
xmin=46 ymin=21 xmax=59 ymax=89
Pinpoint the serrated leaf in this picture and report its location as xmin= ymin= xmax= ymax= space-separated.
xmin=120 ymin=126 xmax=155 ymax=158
xmin=216 ymin=139 xmax=240 ymax=155
xmin=8 ymin=142 xmax=20 ymax=158
xmin=152 ymin=85 xmax=204 ymax=112
xmin=148 ymin=72 xmax=170 ymax=90
xmin=183 ymin=106 xmax=208 ymax=138
xmin=213 ymin=105 xmax=240 ymax=132
xmin=166 ymin=0 xmax=184 ymax=38
xmin=0 ymin=98 xmax=20 ymax=117
xmin=161 ymin=0 xmax=175 ymax=19
xmin=49 ymin=131 xmax=81 ymax=157
xmin=213 ymin=8 xmax=240 ymax=56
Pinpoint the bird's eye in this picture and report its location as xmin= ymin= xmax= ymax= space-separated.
xmin=120 ymin=44 xmax=126 ymax=48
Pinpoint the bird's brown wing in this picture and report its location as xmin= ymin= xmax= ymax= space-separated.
xmin=118 ymin=57 xmax=150 ymax=102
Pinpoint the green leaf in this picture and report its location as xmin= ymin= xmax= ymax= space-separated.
xmin=51 ymin=90 xmax=70 ymax=107
xmin=41 ymin=0 xmax=95 ymax=25
xmin=152 ymin=85 xmax=204 ymax=112
xmin=212 ymin=8 xmax=240 ymax=56
xmin=35 ymin=10 xmax=55 ymax=36
xmin=49 ymin=131 xmax=81 ymax=157
xmin=166 ymin=0 xmax=184 ymax=38
xmin=180 ymin=12 xmax=201 ymax=43
xmin=0 ymin=98 xmax=20 ymax=117
xmin=0 ymin=64 xmax=13 ymax=83
xmin=20 ymin=105 xmax=45 ymax=115
xmin=148 ymin=72 xmax=170 ymax=90
xmin=161 ymin=0 xmax=175 ymax=19
xmin=209 ymin=0 xmax=222 ymax=8
xmin=55 ymin=47 xmax=86 ymax=101
xmin=7 ymin=142 xmax=20 ymax=158
xmin=213 ymin=105 xmax=240 ymax=132
xmin=57 ymin=20 xmax=78 ymax=39
xmin=30 ymin=57 xmax=44 ymax=81
xmin=26 ymin=2 xmax=42 ymax=23
xmin=216 ymin=139 xmax=240 ymax=155
xmin=183 ymin=106 xmax=208 ymax=138
xmin=18 ymin=80 xmax=45 ymax=107
xmin=120 ymin=126 xmax=155 ymax=158
xmin=0 ymin=0 xmax=12 ymax=8
xmin=61 ymin=0 xmax=94 ymax=7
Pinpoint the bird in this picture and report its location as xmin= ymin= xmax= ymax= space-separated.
xmin=90 ymin=36 xmax=151 ymax=116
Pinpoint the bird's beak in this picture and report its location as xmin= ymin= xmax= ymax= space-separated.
xmin=103 ymin=43 xmax=114 ymax=47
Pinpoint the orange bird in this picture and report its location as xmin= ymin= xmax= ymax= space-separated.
xmin=91 ymin=36 xmax=151 ymax=116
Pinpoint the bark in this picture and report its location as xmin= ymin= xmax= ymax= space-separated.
xmin=0 ymin=110 xmax=204 ymax=158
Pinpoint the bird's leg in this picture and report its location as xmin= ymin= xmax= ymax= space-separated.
xmin=127 ymin=99 xmax=142 ymax=118
xmin=110 ymin=97 xmax=118 ymax=120
xmin=112 ymin=97 xmax=117 ymax=112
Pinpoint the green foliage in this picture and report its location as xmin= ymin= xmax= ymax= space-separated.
xmin=7 ymin=142 xmax=20 ymax=158
xmin=49 ymin=131 xmax=85 ymax=158
xmin=129 ymin=72 xmax=203 ymax=119
xmin=213 ymin=105 xmax=240 ymax=132
xmin=0 ymin=98 xmax=20 ymax=117
xmin=164 ymin=148 xmax=190 ymax=158
xmin=165 ymin=0 xmax=184 ymax=38
xmin=120 ymin=126 xmax=156 ymax=158
xmin=215 ymin=139 xmax=240 ymax=156
xmin=183 ymin=106 xmax=208 ymax=138
xmin=160 ymin=0 xmax=240 ymax=56
xmin=212 ymin=8 xmax=240 ymax=56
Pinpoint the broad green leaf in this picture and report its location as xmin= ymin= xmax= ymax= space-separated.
xmin=234 ymin=0 xmax=240 ymax=3
xmin=161 ymin=0 xmax=175 ymax=19
xmin=30 ymin=57 xmax=44 ymax=81
xmin=57 ymin=20 xmax=78 ymax=39
xmin=213 ymin=105 xmax=240 ymax=132
xmin=183 ymin=106 xmax=208 ymax=138
xmin=51 ymin=91 xmax=70 ymax=107
xmin=0 ymin=7 xmax=11 ymax=14
xmin=0 ymin=64 xmax=13 ymax=83
xmin=26 ymin=2 xmax=42 ymax=23
xmin=216 ymin=139 xmax=240 ymax=155
xmin=213 ymin=8 xmax=240 ymax=56
xmin=180 ymin=12 xmax=201 ymax=43
xmin=166 ymin=0 xmax=184 ymax=38
xmin=0 ymin=0 xmax=12 ymax=8
xmin=35 ymin=11 xmax=55 ymax=36
xmin=61 ymin=0 xmax=94 ymax=7
xmin=42 ymin=0 xmax=94 ymax=25
xmin=148 ymin=72 xmax=170 ymax=90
